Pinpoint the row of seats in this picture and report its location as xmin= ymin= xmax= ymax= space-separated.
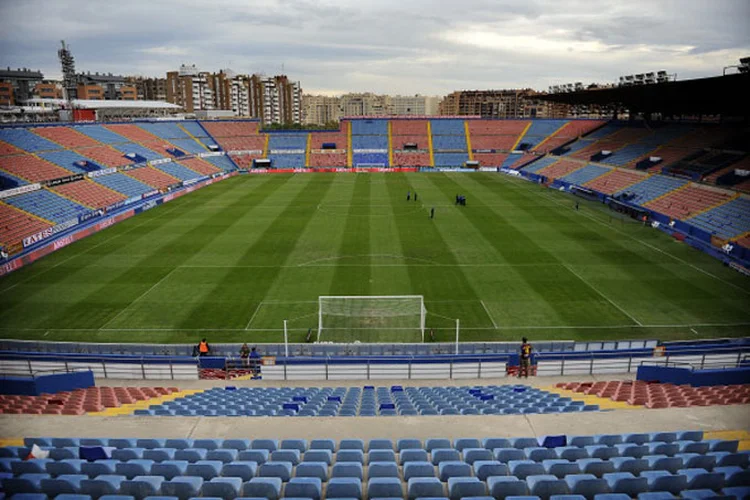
xmin=0 ymin=201 xmax=52 ymax=247
xmin=126 ymin=169 xmax=181 ymax=191
xmin=616 ymin=175 xmax=688 ymax=205
xmin=687 ymin=196 xmax=750 ymax=239
xmin=644 ymin=186 xmax=735 ymax=221
xmin=3 ymin=189 xmax=91 ymax=224
xmin=32 ymin=127 xmax=101 ymax=150
xmin=558 ymin=164 xmax=610 ymax=186
xmin=536 ymin=160 xmax=585 ymax=181
xmin=0 ymin=387 xmax=177 ymax=415
xmin=52 ymin=181 xmax=127 ymax=210
xmin=309 ymin=154 xmax=348 ymax=167
xmin=520 ymin=157 xmax=559 ymax=174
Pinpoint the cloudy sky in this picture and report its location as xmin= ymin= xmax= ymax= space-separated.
xmin=1 ymin=0 xmax=748 ymax=96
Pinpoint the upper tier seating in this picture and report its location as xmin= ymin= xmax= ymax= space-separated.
xmin=351 ymin=120 xmax=388 ymax=135
xmin=562 ymin=123 xmax=623 ymax=156
xmin=432 ymin=135 xmax=467 ymax=151
xmin=202 ymin=154 xmax=238 ymax=171
xmin=687 ymin=196 xmax=750 ymax=239
xmin=520 ymin=157 xmax=559 ymax=174
xmin=353 ymin=153 xmax=388 ymax=166
xmin=3 ymin=189 xmax=91 ymax=224
xmin=126 ymin=167 xmax=180 ymax=190
xmin=0 ymin=128 xmax=61 ymax=153
xmin=37 ymin=151 xmax=100 ymax=174
xmin=200 ymin=120 xmax=259 ymax=137
xmin=392 ymin=136 xmax=429 ymax=150
xmin=138 ymin=123 xmax=191 ymax=140
xmin=104 ymin=124 xmax=164 ymax=145
xmin=584 ymin=169 xmax=646 ymax=195
xmin=154 ymin=162 xmax=202 ymax=182
xmin=52 ymin=180 xmax=127 ymax=210
xmin=352 ymin=135 xmax=388 ymax=150
xmin=644 ymin=185 xmax=734 ymax=221
xmin=535 ymin=120 xmax=605 ymax=154
xmin=429 ymin=119 xmax=466 ymax=135
xmin=0 ymin=155 xmax=72 ymax=184
xmin=0 ymin=202 xmax=52 ymax=247
xmin=391 ymin=120 xmax=428 ymax=136
xmin=3 ymin=430 xmax=746 ymax=500
xmin=514 ymin=120 xmax=569 ymax=151
xmin=310 ymin=132 xmax=347 ymax=149
xmin=132 ymin=385 xmax=593 ymax=417
xmin=217 ymin=136 xmax=266 ymax=152
xmin=537 ymin=159 xmax=587 ymax=181
xmin=180 ymin=121 xmax=209 ymax=137
xmin=75 ymin=125 xmax=129 ymax=144
xmin=599 ymin=127 xmax=687 ymax=167
xmin=470 ymin=133 xmax=519 ymax=151
xmin=177 ymin=158 xmax=221 ymax=176
xmin=32 ymin=127 xmax=101 ymax=149
xmin=668 ymin=151 xmax=746 ymax=180
xmin=268 ymin=134 xmax=307 ymax=151
xmin=0 ymin=139 xmax=23 ymax=156
xmin=434 ymin=153 xmax=469 ymax=167
xmin=616 ymin=176 xmax=688 ymax=205
xmin=558 ymin=164 xmax=610 ymax=186
xmin=93 ymin=173 xmax=156 ymax=198
xmin=76 ymin=146 xmax=133 ymax=168
xmin=169 ymin=138 xmax=208 ymax=155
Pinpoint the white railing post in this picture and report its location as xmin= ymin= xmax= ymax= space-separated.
xmin=455 ymin=319 xmax=460 ymax=355
xmin=284 ymin=320 xmax=289 ymax=358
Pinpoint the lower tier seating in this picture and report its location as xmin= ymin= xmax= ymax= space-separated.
xmin=473 ymin=153 xmax=508 ymax=167
xmin=584 ymin=169 xmax=646 ymax=195
xmin=0 ymin=155 xmax=72 ymax=184
xmin=0 ymin=387 xmax=178 ymax=415
xmin=0 ymin=202 xmax=52 ymax=247
xmin=3 ymin=189 xmax=91 ymax=224
xmin=93 ymin=173 xmax=156 ymax=198
xmin=537 ymin=159 xmax=585 ymax=181
xmin=126 ymin=168 xmax=180 ymax=190
xmin=687 ymin=196 xmax=750 ymax=240
xmin=52 ymin=180 xmax=127 ymax=210
xmin=644 ymin=186 xmax=734 ymax=221
xmin=393 ymin=153 xmax=430 ymax=167
xmin=616 ymin=176 xmax=688 ymax=205
xmin=153 ymin=163 xmax=202 ymax=182
xmin=310 ymin=153 xmax=348 ymax=168
xmin=558 ymin=164 xmax=610 ymax=186
xmin=175 ymin=158 xmax=221 ymax=176
xmin=2 ymin=430 xmax=747 ymax=500
xmin=520 ymin=157 xmax=559 ymax=174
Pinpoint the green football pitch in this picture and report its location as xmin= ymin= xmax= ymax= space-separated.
xmin=1 ymin=172 xmax=749 ymax=345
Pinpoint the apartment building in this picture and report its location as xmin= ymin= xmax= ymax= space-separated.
xmin=301 ymin=95 xmax=342 ymax=125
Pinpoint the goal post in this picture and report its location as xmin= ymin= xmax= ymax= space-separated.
xmin=317 ymin=295 xmax=426 ymax=343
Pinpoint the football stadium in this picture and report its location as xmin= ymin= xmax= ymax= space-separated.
xmin=1 ymin=2 xmax=750 ymax=500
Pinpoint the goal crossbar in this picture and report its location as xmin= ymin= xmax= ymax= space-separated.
xmin=318 ymin=295 xmax=426 ymax=342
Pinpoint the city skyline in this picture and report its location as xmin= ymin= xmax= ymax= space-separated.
xmin=1 ymin=0 xmax=748 ymax=96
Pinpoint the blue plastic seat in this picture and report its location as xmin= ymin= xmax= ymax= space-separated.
xmin=707 ymin=441 xmax=739 ymax=453
xmin=281 ymin=439 xmax=308 ymax=453
xmin=81 ymin=460 xmax=119 ymax=478
xmin=303 ymin=450 xmax=333 ymax=465
xmin=680 ymin=489 xmax=728 ymax=500
xmin=369 ymin=450 xmax=397 ymax=463
xmin=337 ymin=450 xmax=365 ymax=464
xmin=207 ymin=449 xmax=239 ymax=464
xmin=80 ymin=475 xmax=127 ymax=498
xmin=526 ymin=448 xmax=558 ymax=462
xmin=151 ymin=461 xmax=189 ymax=480
xmin=564 ymin=474 xmax=610 ymax=498
xmin=717 ymin=466 xmax=750 ymax=487
xmin=526 ymin=474 xmax=570 ymax=499
xmin=3 ymin=474 xmax=50 ymax=495
xmin=542 ymin=460 xmax=582 ymax=479
xmin=623 ymin=434 xmax=650 ymax=445
xmin=614 ymin=444 xmax=648 ymax=459
xmin=120 ymin=475 xmax=165 ymax=499
xmin=455 ymin=439 xmax=482 ymax=452
xmin=221 ymin=461 xmax=258 ymax=482
xmin=570 ymin=436 xmax=596 ymax=448
xmin=403 ymin=461 xmax=434 ymax=480
xmin=252 ymin=439 xmax=279 ymax=452
xmin=592 ymin=495 xmax=629 ymax=500
xmin=408 ymin=477 xmax=445 ymax=500
xmin=585 ymin=446 xmax=619 ymax=460
xmin=339 ymin=439 xmax=365 ymax=452
xmin=679 ymin=468 xmax=726 ymax=491
xmin=640 ymin=471 xmax=687 ymax=495
xmin=174 ymin=449 xmax=207 ymax=463
xmin=309 ymin=439 xmax=335 ymax=452
xmin=40 ymin=474 xmax=87 ymax=496
xmin=400 ymin=449 xmax=429 ymax=465
xmin=164 ymin=439 xmax=192 ymax=450
xmin=609 ymin=458 xmax=648 ymax=476
xmin=431 ymin=449 xmax=460 ymax=465
xmin=398 ymin=439 xmax=423 ymax=452
xmin=438 ymin=461 xmax=472 ymax=481
xmin=192 ymin=439 xmax=220 ymax=451
xmin=223 ymin=439 xmax=251 ymax=451
xmin=510 ymin=461 xmax=546 ymax=480
xmin=575 ymin=459 xmax=615 ymax=478
xmin=603 ymin=472 xmax=648 ymax=497
xmin=483 ymin=438 xmax=512 ymax=451
xmin=722 ymin=486 xmax=750 ymax=499
xmin=497 ymin=449 xmax=527 ymax=463
xmin=200 ymin=476 xmax=242 ymax=500
xmin=426 ymin=439 xmax=452 ymax=452
xmin=284 ymin=477 xmax=322 ymax=500
xmin=488 ymin=476 xmax=529 ymax=499
xmin=12 ymin=460 xmax=52 ymax=475
xmin=556 ymin=448 xmax=588 ymax=461
xmin=48 ymin=459 xmax=86 ymax=476
xmin=368 ymin=461 xmax=399 ymax=479
xmin=647 ymin=443 xmax=680 ymax=457
xmin=332 ymin=462 xmax=364 ymax=480
xmin=241 ymin=477 xmax=283 ymax=500
xmin=270 ymin=449 xmax=299 ymax=465
xmin=676 ymin=441 xmax=710 ymax=455
xmin=677 ymin=453 xmax=716 ymax=471
xmin=448 ymin=476 xmax=486 ymax=500
xmin=112 ymin=449 xmax=145 ymax=462
xmin=185 ymin=460 xmax=223 ymax=481
xmin=160 ymin=476 xmax=202 ymax=499
xmin=328 ymin=477 xmax=364 ymax=499
xmin=644 ymin=455 xmax=683 ymax=474
xmin=116 ymin=460 xmax=155 ymax=480
xmin=474 ymin=460 xmax=508 ymax=481
xmin=464 ymin=448 xmax=494 ymax=464
xmin=368 ymin=439 xmax=393 ymax=452
xmin=53 ymin=495 xmax=94 ymax=500
xmin=511 ymin=438 xmax=540 ymax=450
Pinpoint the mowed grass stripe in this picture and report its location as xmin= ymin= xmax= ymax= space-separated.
xmin=384 ymin=173 xmax=493 ymax=336
xmin=473 ymin=173 xmax=750 ymax=325
xmin=421 ymin=172 xmax=639 ymax=328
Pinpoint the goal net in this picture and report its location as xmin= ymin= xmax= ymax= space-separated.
xmin=318 ymin=295 xmax=426 ymax=343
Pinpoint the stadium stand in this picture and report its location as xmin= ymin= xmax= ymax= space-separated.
xmin=110 ymin=142 xmax=162 ymax=162
xmin=534 ymin=120 xmax=606 ymax=154
xmin=93 ymin=172 xmax=157 ymax=198
xmin=126 ymin=167 xmax=180 ymax=190
xmin=0 ymin=154 xmax=72 ymax=184
xmin=644 ymin=185 xmax=736 ymax=221
xmin=0 ymin=202 xmax=52 ymax=247
xmin=169 ymin=138 xmax=209 ymax=155
xmin=0 ymin=170 xmax=26 ymax=190
xmin=615 ymin=175 xmax=688 ymax=205
xmin=2 ymin=430 xmax=746 ymax=500
xmin=687 ymin=196 xmax=750 ymax=240
xmin=557 ymin=381 xmax=750 ymax=408
xmin=104 ymin=124 xmax=164 ymax=146
xmin=430 ymin=119 xmax=467 ymax=136
xmin=151 ymin=162 xmax=202 ymax=182
xmin=0 ymin=127 xmax=61 ymax=153
xmin=351 ymin=121 xmax=389 ymax=166
xmin=473 ymin=153 xmax=509 ymax=167
xmin=176 ymin=157 xmax=221 ymax=176
xmin=558 ymin=164 xmax=611 ymax=186
xmin=137 ymin=122 xmax=191 ymax=141
xmin=129 ymin=385 xmax=598 ymax=417
xmin=0 ymin=139 xmax=23 ymax=156
xmin=31 ymin=126 xmax=101 ymax=149
xmin=2 ymin=189 xmax=91 ymax=224
xmin=584 ymin=169 xmax=648 ymax=195
xmin=515 ymin=120 xmax=569 ymax=151
xmin=309 ymin=132 xmax=348 ymax=167
xmin=201 ymin=154 xmax=238 ymax=171
xmin=536 ymin=159 xmax=586 ymax=181
xmin=468 ymin=120 xmax=528 ymax=151
xmin=201 ymin=120 xmax=260 ymax=138
xmin=51 ymin=180 xmax=128 ymax=210
xmin=0 ymin=387 xmax=179 ymax=415
xmin=520 ymin=156 xmax=559 ymax=174
xmin=36 ymin=150 xmax=100 ymax=174
xmin=75 ymin=125 xmax=129 ymax=145
xmin=76 ymin=146 xmax=133 ymax=168
xmin=434 ymin=152 xmax=469 ymax=167
xmin=432 ymin=135 xmax=468 ymax=151
xmin=598 ymin=127 xmax=687 ymax=167
xmin=268 ymin=134 xmax=308 ymax=168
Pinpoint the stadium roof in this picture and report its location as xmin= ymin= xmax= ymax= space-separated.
xmin=539 ymin=73 xmax=750 ymax=117
xmin=24 ymin=98 xmax=182 ymax=110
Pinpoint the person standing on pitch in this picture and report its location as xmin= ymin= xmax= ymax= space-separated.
xmin=519 ymin=337 xmax=533 ymax=378
xmin=430 ymin=207 xmax=435 ymax=219
xmin=407 ymin=191 xmax=411 ymax=201
xmin=575 ymin=201 xmax=579 ymax=211
xmin=414 ymin=192 xmax=418 ymax=202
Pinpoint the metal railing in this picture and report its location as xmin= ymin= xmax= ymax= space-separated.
xmin=0 ymin=355 xmax=199 ymax=381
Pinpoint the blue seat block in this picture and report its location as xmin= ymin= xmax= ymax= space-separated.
xmin=488 ymin=476 xmax=529 ymax=499
xmin=438 ymin=461 xmax=472 ymax=482
xmin=81 ymin=460 xmax=119 ymax=478
xmin=120 ymin=475 xmax=165 ymax=500
xmin=483 ymin=438 xmax=512 ymax=450
xmin=174 ymin=449 xmax=207 ymax=463
xmin=640 ymin=471 xmax=687 ymax=495
xmin=368 ymin=440 xmax=393 ymax=452
xmin=403 ymin=461 xmax=434 ymax=480
xmin=258 ymin=461 xmax=293 ymax=482
xmin=284 ymin=477 xmax=322 ymax=500
xmin=426 ymin=439 xmax=452 ymax=452
xmin=543 ymin=460 xmax=581 ymax=479
xmin=241 ymin=477 xmax=283 ymax=500
xmin=398 ymin=439 xmax=422 ymax=452
xmin=280 ymin=439 xmax=307 ymax=453
xmin=238 ymin=450 xmax=269 ymax=465
xmin=526 ymin=475 xmax=570 ymax=499
xmin=722 ymin=486 xmax=750 ymax=499
xmin=474 ymin=460 xmax=508 ymax=481
xmin=400 ymin=449 xmax=429 ymax=465
xmin=679 ymin=468 xmax=726 ymax=491
xmin=328 ymin=477 xmax=363 ymax=499
xmin=408 ymin=477 xmax=445 ymax=500
xmin=207 ymin=449 xmax=239 ymax=464
xmin=511 ymin=438 xmax=540 ymax=450
xmin=251 ymin=440 xmax=279 ymax=452
xmin=295 ymin=462 xmax=328 ymax=482
xmin=556 ymin=448 xmax=588 ymax=461
xmin=575 ymin=459 xmax=615 ymax=478
xmin=433 ymin=449 xmax=461 ymax=465
xmin=40 ymin=474 xmax=88 ymax=496
xmin=160 ymin=476 xmax=203 ymax=500
xmin=510 ymin=460 xmax=546 ymax=480
xmin=603 ymin=472 xmax=648 ymax=497
xmin=368 ymin=462 xmax=399 ymax=479
xmin=454 ymin=439 xmax=482 ymax=452
xmin=185 ymin=460 xmax=222 ymax=480
xmin=332 ymin=462 xmax=364 ymax=480
xmin=680 ymin=490 xmax=729 ymax=500
xmin=636 ymin=493 xmax=675 ymax=500
xmin=614 ymin=445 xmax=648 ymax=459
xmin=80 ymin=475 xmax=127 ymax=498
xmin=47 ymin=460 xmax=86 ymax=476
xmin=592 ymin=495 xmax=630 ymax=500
xmin=222 ymin=462 xmax=258 ymax=482
xmin=151 ymin=461 xmax=189 ymax=481
xmin=448 ymin=477 xmax=486 ymax=500
xmin=201 ymin=477 xmax=243 ymax=500
xmin=303 ymin=450 xmax=332 ymax=465
xmin=136 ymin=439 xmax=165 ymax=450
xmin=564 ymin=474 xmax=610 ymax=498
xmin=464 ymin=448 xmax=495 ymax=465
xmin=270 ymin=450 xmax=299 ymax=465
xmin=116 ymin=460 xmax=155 ymax=480
xmin=369 ymin=450 xmax=396 ymax=463
xmin=337 ymin=450 xmax=365 ymax=465
xmin=309 ymin=439 xmax=335 ymax=452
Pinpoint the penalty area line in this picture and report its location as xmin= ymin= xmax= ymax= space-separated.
xmin=244 ymin=301 xmax=264 ymax=331
xmin=480 ymin=300 xmax=498 ymax=329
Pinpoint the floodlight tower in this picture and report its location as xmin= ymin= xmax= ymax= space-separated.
xmin=58 ymin=40 xmax=77 ymax=104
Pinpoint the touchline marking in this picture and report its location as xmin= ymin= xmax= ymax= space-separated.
xmin=480 ymin=300 xmax=498 ymax=329
xmin=0 ymin=202 xmax=185 ymax=295
xmin=562 ymin=262 xmax=643 ymax=327
xmin=520 ymin=178 xmax=750 ymax=297
xmin=98 ymin=267 xmax=179 ymax=330
xmin=690 ymin=328 xmax=699 ymax=335
xmin=245 ymin=301 xmax=264 ymax=331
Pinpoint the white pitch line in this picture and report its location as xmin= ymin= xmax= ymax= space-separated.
xmin=480 ymin=300 xmax=498 ymax=329
xmin=98 ymin=267 xmax=179 ymax=330
xmin=562 ymin=262 xmax=643 ymax=327
xmin=520 ymin=179 xmax=750 ymax=296
xmin=244 ymin=301 xmax=264 ymax=331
